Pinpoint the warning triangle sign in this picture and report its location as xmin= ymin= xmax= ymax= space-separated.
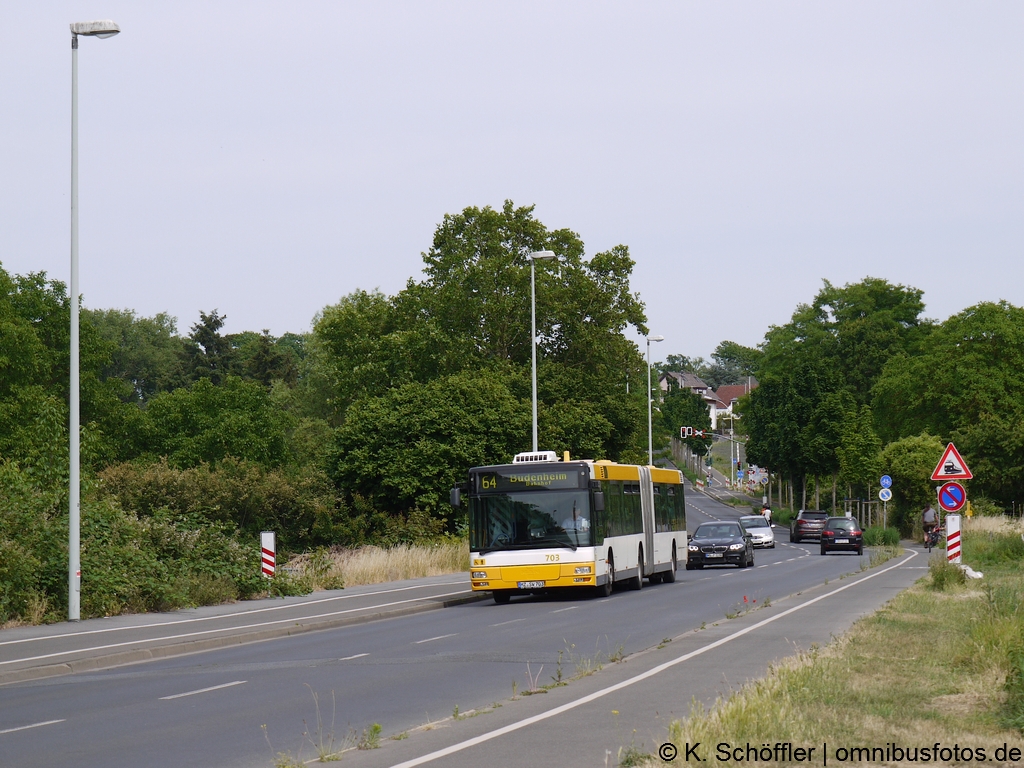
xmin=931 ymin=443 xmax=973 ymax=481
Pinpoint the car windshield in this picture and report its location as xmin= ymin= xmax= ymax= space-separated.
xmin=740 ymin=517 xmax=769 ymax=529
xmin=693 ymin=524 xmax=742 ymax=539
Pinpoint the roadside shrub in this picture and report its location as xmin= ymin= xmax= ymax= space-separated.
xmin=928 ymin=556 xmax=966 ymax=591
xmin=863 ymin=526 xmax=899 ymax=547
xmin=971 ymin=496 xmax=1007 ymax=517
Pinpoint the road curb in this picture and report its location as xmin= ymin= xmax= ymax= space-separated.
xmin=0 ymin=591 xmax=488 ymax=686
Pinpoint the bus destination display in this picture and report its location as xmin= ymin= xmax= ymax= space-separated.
xmin=474 ymin=469 xmax=584 ymax=493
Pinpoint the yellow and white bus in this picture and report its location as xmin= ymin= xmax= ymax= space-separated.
xmin=451 ymin=451 xmax=687 ymax=604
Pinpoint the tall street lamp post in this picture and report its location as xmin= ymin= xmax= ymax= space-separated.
xmin=646 ymin=335 xmax=664 ymax=465
xmin=528 ymin=250 xmax=557 ymax=453
xmin=69 ymin=19 xmax=119 ymax=621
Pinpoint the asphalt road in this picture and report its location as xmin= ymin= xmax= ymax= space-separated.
xmin=0 ymin=493 xmax=924 ymax=768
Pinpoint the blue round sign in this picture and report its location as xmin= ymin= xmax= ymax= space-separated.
xmin=880 ymin=475 xmax=893 ymax=489
xmin=878 ymin=488 xmax=892 ymax=502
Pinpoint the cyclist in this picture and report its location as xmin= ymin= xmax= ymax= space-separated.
xmin=922 ymin=504 xmax=938 ymax=545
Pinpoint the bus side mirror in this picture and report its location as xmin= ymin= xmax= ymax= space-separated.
xmin=450 ymin=487 xmax=461 ymax=508
xmin=593 ymin=491 xmax=605 ymax=512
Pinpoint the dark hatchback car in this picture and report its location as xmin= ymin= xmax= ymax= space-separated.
xmin=820 ymin=516 xmax=864 ymax=555
xmin=790 ymin=510 xmax=828 ymax=543
xmin=685 ymin=522 xmax=755 ymax=569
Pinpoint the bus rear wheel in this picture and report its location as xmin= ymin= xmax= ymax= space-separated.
xmin=662 ymin=546 xmax=678 ymax=583
xmin=629 ymin=547 xmax=644 ymax=591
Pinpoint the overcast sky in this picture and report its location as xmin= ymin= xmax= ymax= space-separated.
xmin=3 ymin=3 xmax=1022 ymax=361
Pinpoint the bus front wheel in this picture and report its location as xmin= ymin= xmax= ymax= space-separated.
xmin=597 ymin=552 xmax=614 ymax=598
xmin=493 ymin=591 xmax=512 ymax=605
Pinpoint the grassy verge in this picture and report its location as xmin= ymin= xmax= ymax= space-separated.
xmin=287 ymin=540 xmax=470 ymax=590
xmin=647 ymin=516 xmax=1024 ymax=766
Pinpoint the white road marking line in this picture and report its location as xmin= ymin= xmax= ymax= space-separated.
xmin=159 ymin=680 xmax=247 ymax=700
xmin=388 ymin=549 xmax=920 ymax=768
xmin=339 ymin=653 xmax=369 ymax=660
xmin=414 ymin=633 xmax=457 ymax=644
xmin=549 ymin=606 xmax=577 ymax=613
xmin=1 ymin=589 xmax=472 ymax=667
xmin=0 ymin=719 xmax=65 ymax=735
xmin=0 ymin=582 xmax=468 ymax=649
xmin=489 ymin=618 xmax=527 ymax=627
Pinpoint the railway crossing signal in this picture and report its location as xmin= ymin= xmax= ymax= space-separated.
xmin=680 ymin=427 xmax=709 ymax=438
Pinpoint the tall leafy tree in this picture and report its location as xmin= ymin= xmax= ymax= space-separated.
xmin=873 ymin=300 xmax=1024 ymax=504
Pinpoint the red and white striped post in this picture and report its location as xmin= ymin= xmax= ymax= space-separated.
xmin=945 ymin=514 xmax=961 ymax=564
xmin=261 ymin=531 xmax=276 ymax=577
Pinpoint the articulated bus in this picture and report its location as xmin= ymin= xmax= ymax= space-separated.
xmin=451 ymin=451 xmax=687 ymax=604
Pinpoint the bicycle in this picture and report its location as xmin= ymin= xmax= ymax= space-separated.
xmin=925 ymin=525 xmax=944 ymax=552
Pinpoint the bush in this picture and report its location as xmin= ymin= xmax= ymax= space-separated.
xmin=928 ymin=556 xmax=966 ymax=591
xmin=863 ymin=526 xmax=900 ymax=547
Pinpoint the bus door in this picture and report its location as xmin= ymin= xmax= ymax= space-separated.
xmin=638 ymin=466 xmax=655 ymax=576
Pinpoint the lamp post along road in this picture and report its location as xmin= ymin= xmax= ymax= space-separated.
xmin=646 ymin=335 xmax=664 ymax=465
xmin=69 ymin=19 xmax=119 ymax=622
xmin=528 ymin=251 xmax=556 ymax=453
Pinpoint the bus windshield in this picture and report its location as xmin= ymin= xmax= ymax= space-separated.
xmin=470 ymin=490 xmax=593 ymax=552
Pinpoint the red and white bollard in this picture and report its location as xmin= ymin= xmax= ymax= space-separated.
xmin=945 ymin=514 xmax=961 ymax=564
xmin=261 ymin=531 xmax=276 ymax=577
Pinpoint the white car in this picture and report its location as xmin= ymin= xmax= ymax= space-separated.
xmin=739 ymin=515 xmax=775 ymax=548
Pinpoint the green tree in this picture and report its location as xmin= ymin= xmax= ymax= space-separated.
xmin=873 ymin=301 xmax=1024 ymax=505
xmin=332 ymin=369 xmax=531 ymax=519
xmin=878 ymin=433 xmax=945 ymax=533
xmin=84 ymin=308 xmax=180 ymax=402
xmin=141 ymin=377 xmax=289 ymax=468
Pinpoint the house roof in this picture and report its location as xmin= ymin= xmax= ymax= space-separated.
xmin=659 ymin=371 xmax=710 ymax=391
xmin=714 ymin=382 xmax=758 ymax=405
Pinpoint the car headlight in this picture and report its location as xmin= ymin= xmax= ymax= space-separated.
xmin=688 ymin=545 xmax=700 ymax=552
xmin=471 ymin=571 xmax=487 ymax=579
xmin=728 ymin=543 xmax=745 ymax=550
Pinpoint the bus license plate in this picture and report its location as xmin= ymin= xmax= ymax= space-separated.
xmin=836 ymin=538 xmax=848 ymax=543
xmin=518 ymin=581 xmax=545 ymax=589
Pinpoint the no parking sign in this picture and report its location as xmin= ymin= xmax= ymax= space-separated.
xmin=938 ymin=482 xmax=967 ymax=513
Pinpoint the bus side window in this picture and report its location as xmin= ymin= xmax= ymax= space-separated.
xmin=672 ymin=485 xmax=686 ymax=531
xmin=625 ymin=483 xmax=642 ymax=534
xmin=602 ymin=481 xmax=622 ymax=538
xmin=654 ymin=485 xmax=669 ymax=532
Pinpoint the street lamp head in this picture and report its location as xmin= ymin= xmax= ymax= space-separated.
xmin=647 ymin=335 xmax=665 ymax=343
xmin=71 ymin=20 xmax=120 ymax=38
xmin=528 ymin=250 xmax=557 ymax=261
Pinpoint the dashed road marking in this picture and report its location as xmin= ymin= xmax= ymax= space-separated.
xmin=414 ymin=634 xmax=457 ymax=644
xmin=339 ymin=653 xmax=369 ymax=660
xmin=160 ymin=680 xmax=247 ymax=700
xmin=0 ymin=720 xmax=65 ymax=735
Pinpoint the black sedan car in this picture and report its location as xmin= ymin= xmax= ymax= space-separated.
xmin=790 ymin=510 xmax=828 ymax=543
xmin=820 ymin=516 xmax=864 ymax=555
xmin=686 ymin=522 xmax=755 ymax=569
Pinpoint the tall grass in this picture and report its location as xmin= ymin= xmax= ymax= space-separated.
xmin=288 ymin=541 xmax=470 ymax=590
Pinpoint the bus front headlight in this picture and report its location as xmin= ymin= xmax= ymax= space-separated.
xmin=574 ymin=565 xmax=592 ymax=574
xmin=472 ymin=571 xmax=487 ymax=579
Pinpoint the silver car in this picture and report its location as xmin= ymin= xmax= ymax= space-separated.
xmin=739 ymin=515 xmax=775 ymax=548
